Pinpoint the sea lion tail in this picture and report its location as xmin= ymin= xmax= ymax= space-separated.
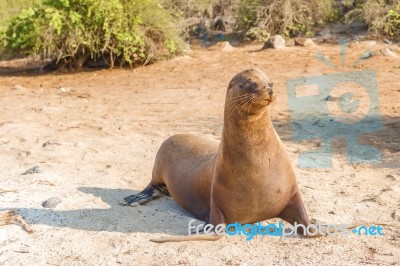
xmin=150 ymin=233 xmax=223 ymax=243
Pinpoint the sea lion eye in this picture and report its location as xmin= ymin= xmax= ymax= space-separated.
xmin=239 ymin=80 xmax=256 ymax=91
xmin=268 ymin=82 xmax=273 ymax=88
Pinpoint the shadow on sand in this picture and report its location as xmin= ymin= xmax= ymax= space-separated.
xmin=2 ymin=187 xmax=197 ymax=235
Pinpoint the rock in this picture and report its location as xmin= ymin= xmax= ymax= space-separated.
xmin=42 ymin=197 xmax=62 ymax=208
xmin=315 ymin=29 xmax=333 ymax=43
xmin=381 ymin=47 xmax=399 ymax=58
xmin=372 ymin=48 xmax=399 ymax=58
xmin=221 ymin=41 xmax=234 ymax=52
xmin=324 ymin=96 xmax=340 ymax=102
xmin=262 ymin=35 xmax=286 ymax=50
xmin=58 ymin=87 xmax=70 ymax=95
xmin=383 ymin=38 xmax=392 ymax=45
xmin=207 ymin=41 xmax=234 ymax=52
xmin=21 ymin=165 xmax=43 ymax=175
xmin=12 ymin=85 xmax=27 ymax=91
xmin=295 ymin=37 xmax=316 ymax=47
xmin=359 ymin=50 xmax=372 ymax=60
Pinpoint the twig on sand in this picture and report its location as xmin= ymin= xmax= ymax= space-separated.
xmin=0 ymin=210 xmax=34 ymax=234
xmin=0 ymin=188 xmax=18 ymax=194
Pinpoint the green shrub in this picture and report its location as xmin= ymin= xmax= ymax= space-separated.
xmin=3 ymin=0 xmax=185 ymax=67
xmin=0 ymin=0 xmax=39 ymax=28
xmin=345 ymin=0 xmax=400 ymax=38
xmin=236 ymin=0 xmax=338 ymax=38
xmin=385 ymin=4 xmax=400 ymax=37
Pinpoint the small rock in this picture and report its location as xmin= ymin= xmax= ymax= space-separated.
xmin=324 ymin=95 xmax=339 ymax=101
xmin=12 ymin=85 xmax=27 ymax=91
xmin=207 ymin=41 xmax=234 ymax=52
xmin=21 ymin=165 xmax=43 ymax=175
xmin=383 ymin=38 xmax=392 ymax=45
xmin=42 ymin=197 xmax=62 ymax=208
xmin=262 ymin=35 xmax=286 ymax=50
xmin=295 ymin=37 xmax=316 ymax=47
xmin=381 ymin=48 xmax=399 ymax=58
xmin=316 ymin=32 xmax=333 ymax=43
xmin=359 ymin=50 xmax=372 ymax=59
xmin=58 ymin=87 xmax=70 ymax=94
xmin=221 ymin=41 xmax=234 ymax=52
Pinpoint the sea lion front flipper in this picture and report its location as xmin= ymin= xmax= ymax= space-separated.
xmin=278 ymin=190 xmax=311 ymax=235
xmin=119 ymin=184 xmax=161 ymax=207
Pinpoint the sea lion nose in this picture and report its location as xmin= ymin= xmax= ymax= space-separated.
xmin=267 ymin=82 xmax=273 ymax=96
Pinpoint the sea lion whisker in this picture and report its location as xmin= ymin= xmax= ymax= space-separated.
xmin=227 ymin=94 xmax=252 ymax=104
xmin=230 ymin=97 xmax=253 ymax=120
xmin=226 ymin=95 xmax=253 ymax=106
xmin=238 ymin=98 xmax=253 ymax=120
xmin=227 ymin=97 xmax=252 ymax=120
xmin=229 ymin=94 xmax=254 ymax=100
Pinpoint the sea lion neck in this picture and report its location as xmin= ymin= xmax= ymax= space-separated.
xmin=221 ymin=106 xmax=273 ymax=146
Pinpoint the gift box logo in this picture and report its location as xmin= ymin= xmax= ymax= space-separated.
xmin=286 ymin=40 xmax=382 ymax=168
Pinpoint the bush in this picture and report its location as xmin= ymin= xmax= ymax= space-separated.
xmin=2 ymin=0 xmax=185 ymax=68
xmin=344 ymin=0 xmax=400 ymax=38
xmin=161 ymin=0 xmax=239 ymax=39
xmin=0 ymin=0 xmax=39 ymax=28
xmin=237 ymin=0 xmax=339 ymax=39
xmin=163 ymin=0 xmax=339 ymax=41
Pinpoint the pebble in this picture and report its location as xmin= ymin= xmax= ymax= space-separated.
xmin=42 ymin=197 xmax=62 ymax=208
xmin=21 ymin=165 xmax=43 ymax=175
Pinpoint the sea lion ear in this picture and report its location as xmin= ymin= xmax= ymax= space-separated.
xmin=268 ymin=82 xmax=273 ymax=88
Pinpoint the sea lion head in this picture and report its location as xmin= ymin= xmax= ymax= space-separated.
xmin=225 ymin=68 xmax=275 ymax=117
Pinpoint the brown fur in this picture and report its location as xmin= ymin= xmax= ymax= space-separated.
xmin=122 ymin=68 xmax=311 ymax=242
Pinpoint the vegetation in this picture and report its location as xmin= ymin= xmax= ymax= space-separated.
xmin=344 ymin=0 xmax=400 ymax=37
xmin=236 ymin=0 xmax=338 ymax=40
xmin=0 ymin=0 xmax=40 ymax=28
xmin=1 ymin=0 xmax=185 ymax=67
xmin=0 ymin=0 xmax=399 ymax=69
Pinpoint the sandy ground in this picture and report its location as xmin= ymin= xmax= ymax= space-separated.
xmin=0 ymin=42 xmax=399 ymax=265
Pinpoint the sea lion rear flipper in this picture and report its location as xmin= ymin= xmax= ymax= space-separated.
xmin=119 ymin=184 xmax=161 ymax=207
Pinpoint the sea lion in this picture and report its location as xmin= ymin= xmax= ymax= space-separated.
xmin=121 ymin=68 xmax=312 ymax=242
